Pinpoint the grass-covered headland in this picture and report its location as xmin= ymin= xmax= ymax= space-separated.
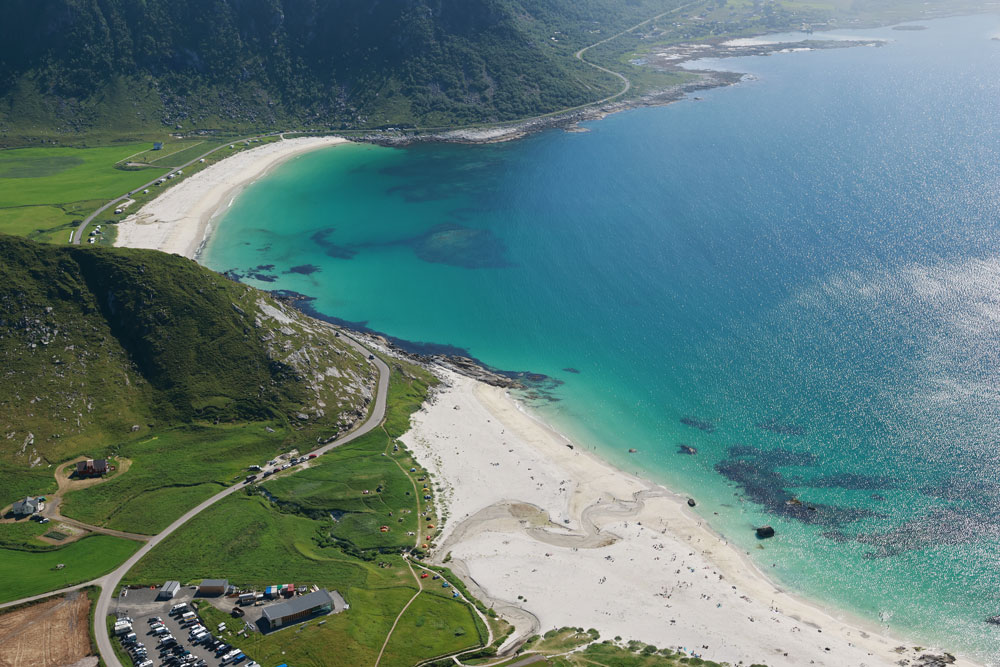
xmin=0 ymin=232 xmax=376 ymax=588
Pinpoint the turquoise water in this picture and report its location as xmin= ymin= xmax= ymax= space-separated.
xmin=205 ymin=15 xmax=1000 ymax=661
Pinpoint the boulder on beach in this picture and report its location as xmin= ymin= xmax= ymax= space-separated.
xmin=687 ymin=498 xmax=697 ymax=507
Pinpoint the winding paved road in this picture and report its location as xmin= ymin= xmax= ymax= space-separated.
xmin=88 ymin=332 xmax=389 ymax=667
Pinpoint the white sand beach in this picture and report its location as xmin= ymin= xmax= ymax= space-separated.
xmin=115 ymin=136 xmax=348 ymax=258
xmin=402 ymin=367 xmax=978 ymax=667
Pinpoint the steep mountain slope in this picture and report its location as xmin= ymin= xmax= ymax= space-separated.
xmin=0 ymin=0 xmax=683 ymax=139
xmin=0 ymin=233 xmax=374 ymax=468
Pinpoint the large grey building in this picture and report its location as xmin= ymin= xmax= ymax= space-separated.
xmin=261 ymin=589 xmax=335 ymax=629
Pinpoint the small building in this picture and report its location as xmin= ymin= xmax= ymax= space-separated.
xmin=75 ymin=459 xmax=108 ymax=477
xmin=157 ymin=581 xmax=181 ymax=600
xmin=153 ymin=142 xmax=163 ymax=150
xmin=261 ymin=589 xmax=335 ymax=630
xmin=198 ymin=579 xmax=228 ymax=596
xmin=11 ymin=497 xmax=43 ymax=516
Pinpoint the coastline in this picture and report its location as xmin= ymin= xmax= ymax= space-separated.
xmin=400 ymin=366 xmax=978 ymax=667
xmin=101 ymin=22 xmax=994 ymax=662
xmin=114 ymin=136 xmax=349 ymax=258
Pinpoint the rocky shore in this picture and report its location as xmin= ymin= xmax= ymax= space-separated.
xmin=354 ymin=37 xmax=882 ymax=148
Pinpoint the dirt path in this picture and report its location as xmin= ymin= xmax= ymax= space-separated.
xmin=53 ymin=457 xmax=131 ymax=496
xmin=374 ymin=556 xmax=425 ymax=667
xmin=2 ymin=457 xmax=146 ymax=545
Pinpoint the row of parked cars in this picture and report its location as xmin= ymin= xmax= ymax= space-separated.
xmin=166 ymin=604 xmax=258 ymax=667
xmin=113 ymin=615 xmax=153 ymax=667
xmin=245 ymin=453 xmax=319 ymax=484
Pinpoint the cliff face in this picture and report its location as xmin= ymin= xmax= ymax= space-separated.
xmin=0 ymin=0 xmax=677 ymax=136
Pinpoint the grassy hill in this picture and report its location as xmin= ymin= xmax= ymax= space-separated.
xmin=0 ymin=233 xmax=374 ymax=504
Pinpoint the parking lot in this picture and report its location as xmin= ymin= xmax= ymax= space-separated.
xmin=112 ymin=588 xmax=257 ymax=667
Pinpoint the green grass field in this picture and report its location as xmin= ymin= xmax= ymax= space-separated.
xmin=0 ymin=144 xmax=163 ymax=207
xmin=119 ymin=358 xmax=482 ymax=665
xmin=0 ymin=535 xmax=139 ymax=604
xmin=126 ymin=139 xmax=208 ymax=166
xmin=0 ymin=521 xmax=49 ymax=549
xmin=263 ymin=362 xmax=438 ymax=551
xmin=263 ymin=439 xmax=422 ymax=550
xmin=0 ymin=143 xmax=168 ymax=241
xmin=123 ymin=492 xmax=482 ymax=666
xmin=0 ymin=463 xmax=58 ymax=508
xmin=60 ymin=422 xmax=291 ymax=534
xmin=378 ymin=593 xmax=484 ymax=667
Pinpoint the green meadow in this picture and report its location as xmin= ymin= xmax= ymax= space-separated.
xmin=124 ymin=493 xmax=483 ymax=666
xmin=0 ymin=535 xmax=139 ymax=604
xmin=378 ymin=593 xmax=484 ymax=667
xmin=0 ymin=143 xmax=166 ymax=242
xmin=263 ymin=363 xmax=438 ymax=551
xmin=0 ymin=144 xmax=158 ymax=206
xmin=0 ymin=520 xmax=49 ymax=549
xmin=60 ymin=422 xmax=292 ymax=534
xmin=118 ymin=359 xmax=483 ymax=665
xmin=0 ymin=463 xmax=58 ymax=508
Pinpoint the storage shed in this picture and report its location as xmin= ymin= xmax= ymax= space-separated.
xmin=198 ymin=578 xmax=228 ymax=596
xmin=157 ymin=580 xmax=181 ymax=600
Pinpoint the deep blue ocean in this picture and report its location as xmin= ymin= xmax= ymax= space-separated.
xmin=205 ymin=15 xmax=1000 ymax=661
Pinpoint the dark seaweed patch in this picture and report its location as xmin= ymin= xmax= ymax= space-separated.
xmin=820 ymin=530 xmax=853 ymax=544
xmin=249 ymin=273 xmax=278 ymax=282
xmin=311 ymin=229 xmax=357 ymax=259
xmin=856 ymin=508 xmax=1000 ymax=558
xmin=246 ymin=264 xmax=278 ymax=282
xmin=793 ymin=473 xmax=896 ymax=490
xmin=287 ymin=264 xmax=321 ymax=275
xmin=680 ymin=416 xmax=715 ymax=433
xmin=408 ymin=223 xmax=511 ymax=269
xmin=756 ymin=419 xmax=806 ymax=436
xmin=714 ymin=446 xmax=874 ymax=527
